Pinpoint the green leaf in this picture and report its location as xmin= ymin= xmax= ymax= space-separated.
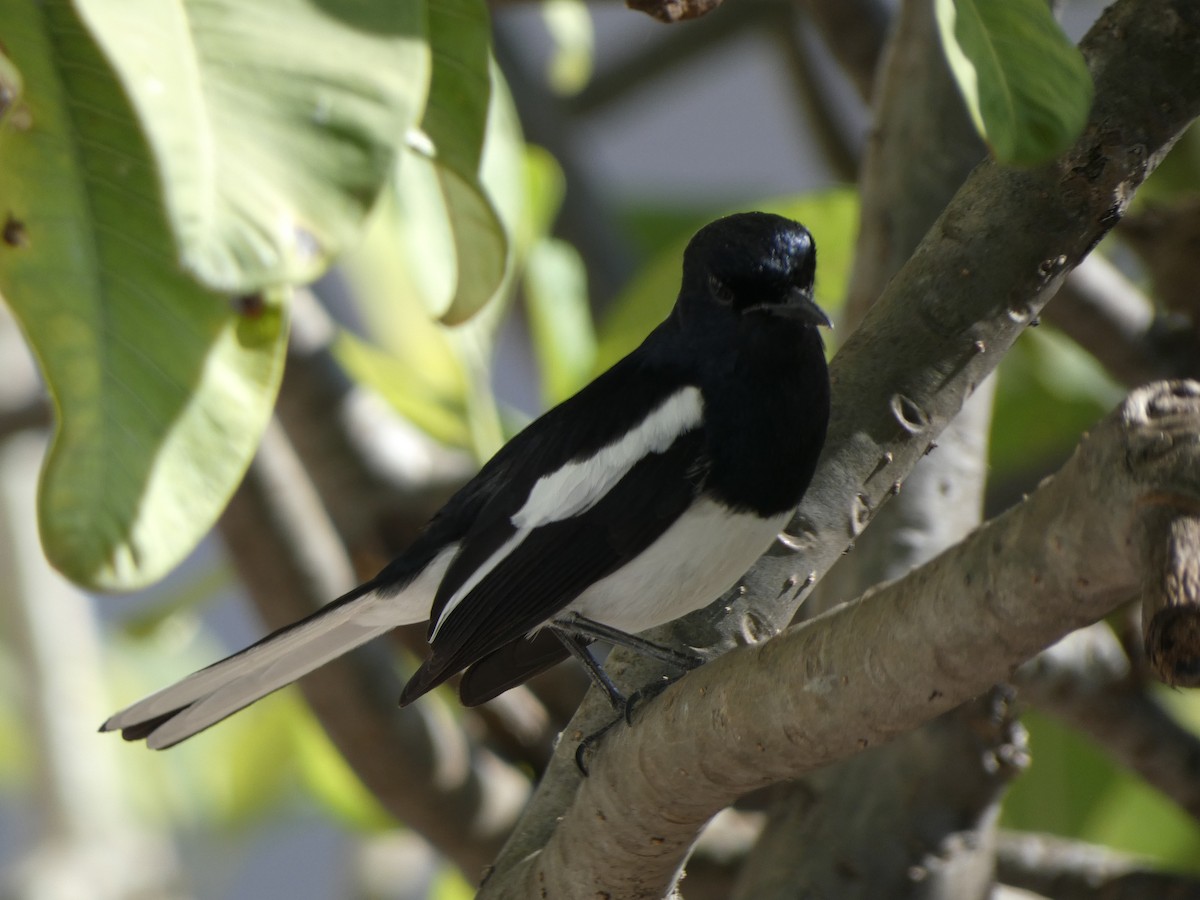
xmin=989 ymin=325 xmax=1122 ymax=477
xmin=525 ymin=238 xmax=595 ymax=405
xmin=333 ymin=331 xmax=471 ymax=449
xmin=542 ymin=0 xmax=594 ymax=96
xmin=596 ymin=191 xmax=858 ymax=372
xmin=349 ymin=59 xmax=523 ymax=457
xmin=0 ymin=45 xmax=23 ymax=130
xmin=77 ymin=0 xmax=429 ymax=291
xmin=0 ymin=2 xmax=287 ymax=590
xmin=935 ymin=0 xmax=1092 ymax=166
xmin=402 ymin=0 xmax=515 ymax=325
xmin=1002 ymin=710 xmax=1200 ymax=870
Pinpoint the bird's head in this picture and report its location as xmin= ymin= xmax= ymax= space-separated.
xmin=679 ymin=212 xmax=832 ymax=330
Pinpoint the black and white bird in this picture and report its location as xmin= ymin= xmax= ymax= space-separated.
xmin=102 ymin=211 xmax=832 ymax=749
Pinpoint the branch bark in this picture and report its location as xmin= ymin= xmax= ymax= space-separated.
xmin=509 ymin=380 xmax=1200 ymax=898
xmin=481 ymin=1 xmax=1200 ymax=894
xmin=739 ymin=0 xmax=1013 ymax=895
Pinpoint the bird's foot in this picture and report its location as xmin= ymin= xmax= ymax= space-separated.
xmin=574 ymin=714 xmax=622 ymax=776
xmin=573 ymin=672 xmax=686 ymax=776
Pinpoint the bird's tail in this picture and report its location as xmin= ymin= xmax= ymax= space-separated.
xmin=102 ymin=582 xmax=427 ymax=749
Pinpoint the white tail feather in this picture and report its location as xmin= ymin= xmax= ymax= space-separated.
xmin=103 ymin=547 xmax=456 ymax=747
xmin=145 ymin=610 xmax=398 ymax=748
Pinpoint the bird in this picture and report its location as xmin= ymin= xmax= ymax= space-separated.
xmin=101 ymin=211 xmax=832 ymax=749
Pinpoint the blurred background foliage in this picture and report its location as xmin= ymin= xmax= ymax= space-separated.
xmin=0 ymin=0 xmax=1198 ymax=897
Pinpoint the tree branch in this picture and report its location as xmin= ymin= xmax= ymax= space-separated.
xmin=1045 ymin=255 xmax=1200 ymax=387
xmin=481 ymin=1 xmax=1200 ymax=894
xmin=1015 ymin=622 xmax=1200 ymax=824
xmin=996 ymin=830 xmax=1200 ymax=900
xmin=1143 ymin=514 xmax=1200 ymax=686
xmin=801 ymin=0 xmax=890 ymax=103
xmin=743 ymin=0 xmax=1010 ymax=894
xmin=513 ymin=380 xmax=1200 ymax=898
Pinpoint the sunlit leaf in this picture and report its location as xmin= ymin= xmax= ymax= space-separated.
xmin=935 ymin=0 xmax=1092 ymax=166
xmin=521 ymin=144 xmax=568 ymax=253
xmin=78 ymin=0 xmax=429 ymax=290
xmin=525 ymin=238 xmax=594 ymax=404
xmin=542 ymin=0 xmax=594 ymax=95
xmin=0 ymin=2 xmax=287 ymax=590
xmin=401 ymin=0 xmax=515 ymax=325
xmin=333 ymin=332 xmax=471 ymax=449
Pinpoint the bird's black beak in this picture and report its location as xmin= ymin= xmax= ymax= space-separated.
xmin=748 ymin=288 xmax=833 ymax=328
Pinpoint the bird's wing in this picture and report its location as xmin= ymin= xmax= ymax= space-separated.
xmin=456 ymin=630 xmax=574 ymax=707
xmin=399 ymin=420 xmax=708 ymax=705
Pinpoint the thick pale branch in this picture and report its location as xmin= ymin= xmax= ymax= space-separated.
xmin=520 ymin=381 xmax=1200 ymax=898
xmin=482 ymin=2 xmax=1200 ymax=893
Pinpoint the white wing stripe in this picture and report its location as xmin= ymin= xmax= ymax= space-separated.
xmin=431 ymin=386 xmax=704 ymax=640
xmin=430 ymin=529 xmax=532 ymax=639
xmin=512 ymin=386 xmax=704 ymax=529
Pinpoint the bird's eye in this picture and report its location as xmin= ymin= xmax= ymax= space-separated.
xmin=708 ymin=274 xmax=735 ymax=305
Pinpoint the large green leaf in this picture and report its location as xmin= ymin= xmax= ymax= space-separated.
xmin=77 ymin=0 xmax=429 ymax=291
xmin=935 ymin=0 xmax=1092 ymax=167
xmin=0 ymin=2 xmax=287 ymax=590
xmin=401 ymin=0 xmax=513 ymax=325
xmin=350 ymin=49 xmax=524 ymax=459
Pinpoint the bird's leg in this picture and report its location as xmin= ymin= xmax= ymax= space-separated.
xmin=548 ymin=626 xmax=628 ymax=713
xmin=553 ymin=612 xmax=707 ymax=671
xmin=547 ymin=628 xmax=628 ymax=776
xmin=551 ymin=614 xmax=711 ymax=775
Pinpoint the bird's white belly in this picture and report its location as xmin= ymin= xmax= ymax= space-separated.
xmin=565 ymin=499 xmax=789 ymax=634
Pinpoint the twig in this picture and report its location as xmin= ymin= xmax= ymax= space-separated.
xmin=1143 ymin=516 xmax=1200 ymax=687
xmin=996 ymin=830 xmax=1200 ymax=900
xmin=801 ymin=0 xmax=890 ymax=102
xmin=1045 ymin=255 xmax=1200 ymax=386
xmin=567 ymin=1 xmax=771 ymax=116
xmin=771 ymin=6 xmax=862 ymax=182
xmin=1015 ymin=622 xmax=1200 ymax=823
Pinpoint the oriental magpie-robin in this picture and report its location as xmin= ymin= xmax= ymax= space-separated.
xmin=102 ymin=211 xmax=831 ymax=748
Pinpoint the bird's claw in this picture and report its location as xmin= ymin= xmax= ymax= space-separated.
xmin=574 ymin=715 xmax=621 ymax=776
